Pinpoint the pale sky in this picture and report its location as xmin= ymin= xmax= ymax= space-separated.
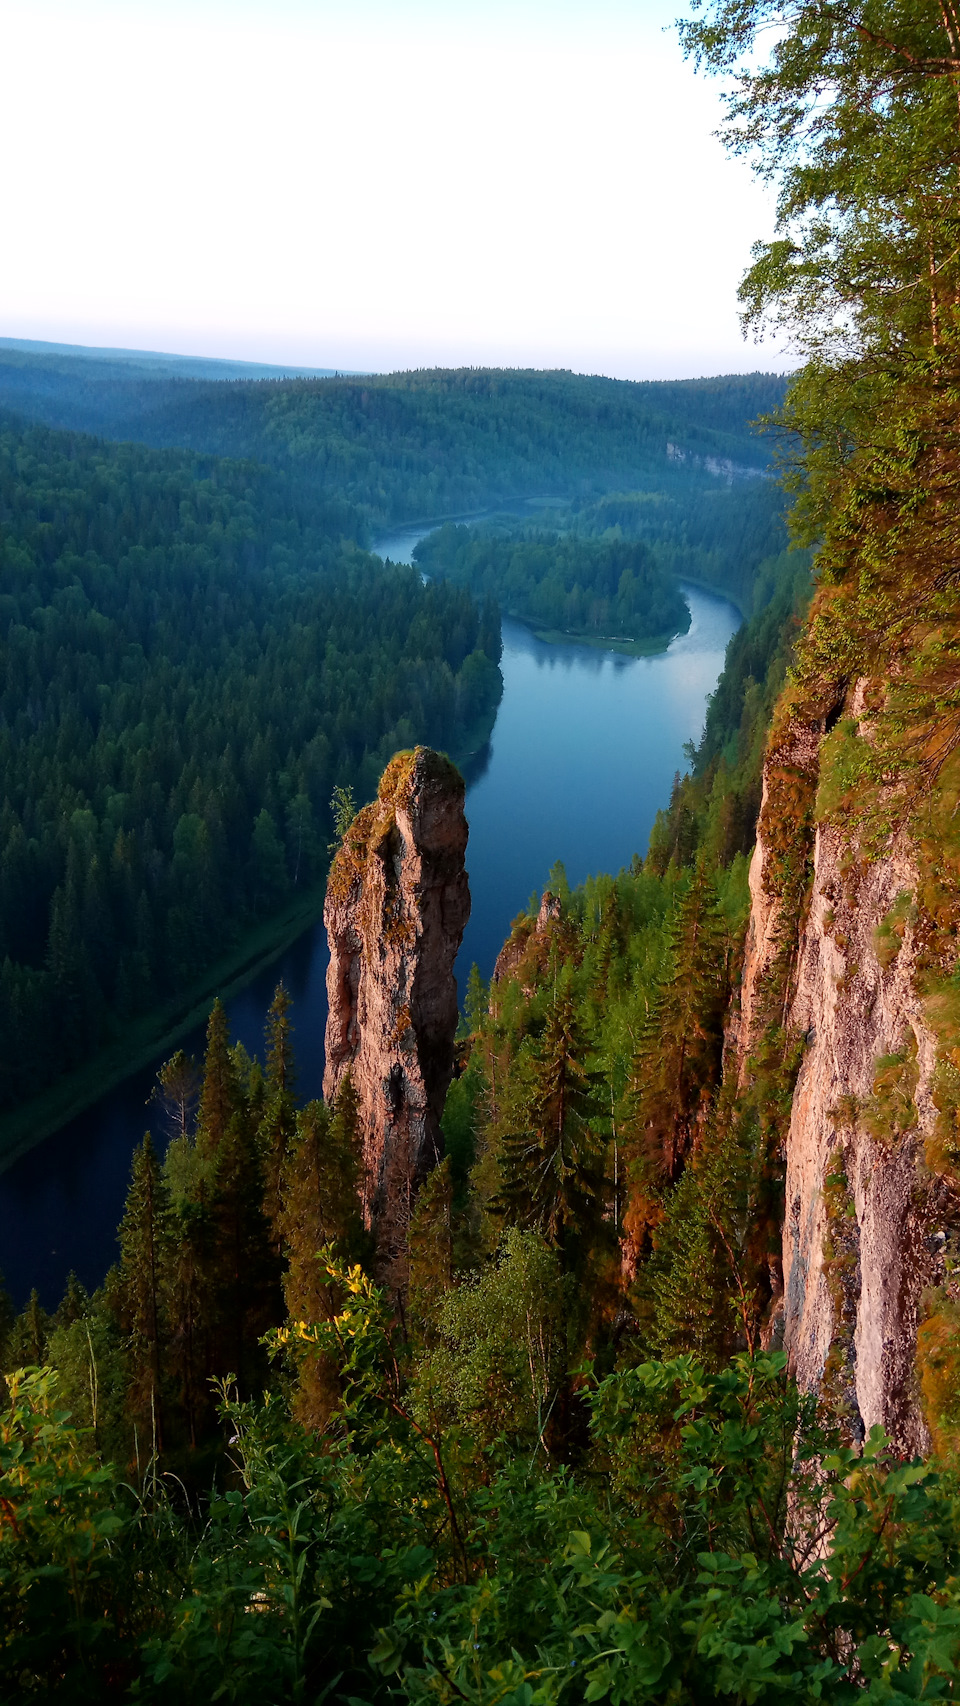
xmin=2 ymin=0 xmax=785 ymax=380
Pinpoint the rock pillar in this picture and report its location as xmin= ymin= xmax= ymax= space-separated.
xmin=323 ymin=747 xmax=469 ymax=1268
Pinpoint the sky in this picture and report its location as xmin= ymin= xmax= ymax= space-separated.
xmin=2 ymin=0 xmax=786 ymax=381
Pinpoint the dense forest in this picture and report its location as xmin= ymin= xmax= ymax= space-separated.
xmin=565 ymin=474 xmax=790 ymax=613
xmin=0 ymin=357 xmax=787 ymax=529
xmin=12 ymin=0 xmax=960 ymax=1692
xmin=0 ymin=419 xmax=501 ymax=1111
xmin=0 ymin=481 xmax=844 ymax=1701
xmin=0 ymin=537 xmax=937 ymax=1700
xmin=414 ymin=471 xmax=790 ymax=644
xmin=0 ymin=355 xmax=789 ymax=1124
xmin=414 ymin=525 xmax=691 ymax=646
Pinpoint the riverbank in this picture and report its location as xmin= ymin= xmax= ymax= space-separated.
xmin=0 ymin=692 xmax=501 ymax=1175
xmin=0 ymin=585 xmax=740 ymax=1307
xmin=526 ymin=610 xmax=692 ymax=657
xmin=0 ymin=879 xmax=330 ymax=1173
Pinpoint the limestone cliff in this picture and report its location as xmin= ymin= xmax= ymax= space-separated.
xmin=739 ymin=678 xmax=950 ymax=1453
xmin=323 ymin=747 xmax=469 ymax=1269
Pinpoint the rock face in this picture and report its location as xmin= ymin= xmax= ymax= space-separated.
xmin=491 ymin=891 xmax=563 ymax=996
xmin=323 ymin=748 xmax=469 ymax=1267
xmin=739 ymin=683 xmax=942 ymax=1452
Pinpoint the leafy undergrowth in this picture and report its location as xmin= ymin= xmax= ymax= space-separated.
xmin=6 ymin=1322 xmax=960 ymax=1702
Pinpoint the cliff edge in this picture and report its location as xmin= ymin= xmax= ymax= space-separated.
xmin=738 ymin=668 xmax=952 ymax=1454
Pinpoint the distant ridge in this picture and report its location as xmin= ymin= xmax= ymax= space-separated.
xmin=0 ymin=336 xmax=359 ymax=382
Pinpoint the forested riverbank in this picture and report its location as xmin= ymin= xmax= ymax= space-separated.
xmin=0 ymin=419 xmax=502 ymax=1125
xmin=0 ymin=367 xmax=787 ymax=1147
xmin=0 ymin=361 xmax=787 ymax=528
xmin=10 ymin=0 xmax=960 ymax=1697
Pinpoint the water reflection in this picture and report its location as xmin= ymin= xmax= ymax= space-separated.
xmin=0 ymin=551 xmax=738 ymax=1307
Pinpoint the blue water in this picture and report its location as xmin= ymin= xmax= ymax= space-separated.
xmin=0 ymin=525 xmax=739 ymax=1307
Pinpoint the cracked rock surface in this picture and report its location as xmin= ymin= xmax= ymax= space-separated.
xmin=323 ymin=747 xmax=469 ymax=1270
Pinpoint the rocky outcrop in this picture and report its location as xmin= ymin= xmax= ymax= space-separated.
xmin=739 ymin=682 xmax=943 ymax=1452
xmin=491 ymin=891 xmax=563 ymax=996
xmin=323 ymin=748 xmax=469 ymax=1269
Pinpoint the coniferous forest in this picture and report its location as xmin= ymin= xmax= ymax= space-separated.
xmin=0 ymin=358 xmax=786 ymax=1122
xmin=414 ymin=526 xmax=692 ymax=646
xmin=0 ymin=360 xmax=785 ymax=529
xmin=0 ymin=419 xmax=501 ymax=1112
xmin=10 ymin=0 xmax=960 ymax=1699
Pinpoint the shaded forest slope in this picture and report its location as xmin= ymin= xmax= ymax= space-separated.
xmin=0 ymin=355 xmax=787 ymax=529
xmin=0 ymin=417 xmax=501 ymax=1117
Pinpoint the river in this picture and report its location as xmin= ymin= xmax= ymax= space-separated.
xmin=0 ymin=520 xmax=739 ymax=1308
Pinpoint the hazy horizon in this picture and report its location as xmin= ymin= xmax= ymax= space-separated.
xmin=0 ymin=332 xmax=788 ymax=386
xmin=2 ymin=0 xmax=789 ymax=383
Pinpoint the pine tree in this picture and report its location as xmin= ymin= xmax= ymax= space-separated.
xmin=154 ymin=1049 xmax=201 ymax=1142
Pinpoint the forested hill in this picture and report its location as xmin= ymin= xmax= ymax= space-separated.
xmin=0 ymin=416 xmax=502 ymax=1115
xmin=0 ymin=355 xmax=787 ymax=528
xmin=0 ymin=337 xmax=339 ymax=382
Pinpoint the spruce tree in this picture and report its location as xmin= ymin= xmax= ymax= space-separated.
xmin=166 ymin=1187 xmax=217 ymax=1448
xmin=261 ymin=982 xmax=298 ymax=1247
xmin=496 ymin=986 xmax=607 ymax=1269
xmin=280 ymin=1081 xmax=367 ymax=1430
xmin=208 ymin=1105 xmax=281 ymax=1396
xmin=0 ymin=1271 xmax=14 ymax=1377
xmin=5 ymin=1289 xmax=49 ymax=1369
xmin=408 ymin=1158 xmax=453 ymax=1344
xmin=627 ymin=860 xmax=730 ymax=1183
xmin=197 ymin=997 xmax=236 ymax=1158
xmin=53 ymin=1271 xmax=89 ymax=1330
xmin=117 ymin=1133 xmax=173 ymax=1450
xmin=645 ymin=1168 xmax=732 ymax=1365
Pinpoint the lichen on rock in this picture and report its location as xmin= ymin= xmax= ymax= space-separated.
xmin=322 ymin=747 xmax=470 ymax=1279
xmin=738 ymin=674 xmax=944 ymax=1454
